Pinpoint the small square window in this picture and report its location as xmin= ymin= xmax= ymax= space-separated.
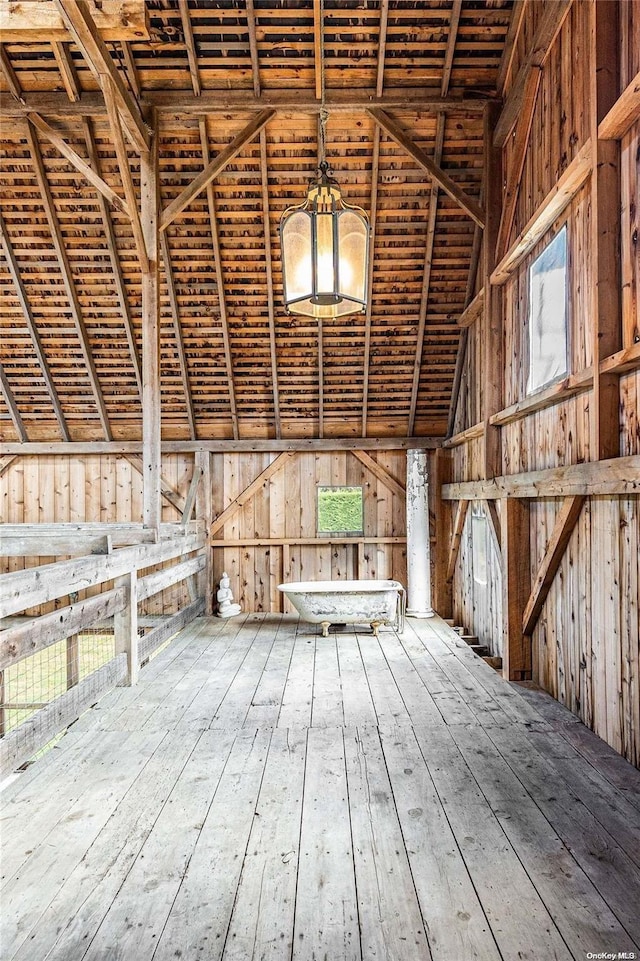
xmin=527 ymin=225 xmax=568 ymax=394
xmin=317 ymin=486 xmax=364 ymax=535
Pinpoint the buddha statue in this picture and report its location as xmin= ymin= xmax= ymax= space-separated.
xmin=216 ymin=571 xmax=241 ymax=617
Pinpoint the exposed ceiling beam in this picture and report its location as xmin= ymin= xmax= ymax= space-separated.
xmin=0 ymin=207 xmax=70 ymax=440
xmin=368 ymin=108 xmax=485 ymax=228
xmin=245 ymin=0 xmax=261 ymax=97
xmin=361 ymin=124 xmax=380 ymax=438
xmin=82 ymin=118 xmax=142 ymax=398
xmin=199 ymin=119 xmax=239 ymax=441
xmin=494 ymin=0 xmax=573 ymax=147
xmin=102 ymin=78 xmax=149 ymax=272
xmin=160 ymin=232 xmax=196 ymax=441
xmin=1 ymin=437 xmax=444 ymax=455
xmin=51 ymin=41 xmax=80 ymax=102
xmin=161 ymin=108 xmax=275 ymax=232
xmin=0 ymin=42 xmax=23 ymax=102
xmin=54 ymin=0 xmax=150 ymax=153
xmin=0 ymin=363 xmax=27 ymax=441
xmin=26 ymin=112 xmax=130 ymax=215
xmin=24 ymin=121 xmax=112 ymax=440
xmin=178 ymin=0 xmax=201 ymax=97
xmin=259 ymin=129 xmax=281 ymax=438
xmin=0 ymin=1 xmax=149 ymax=41
xmin=408 ymin=113 xmax=446 ymax=437
xmin=0 ymin=89 xmax=490 ymax=118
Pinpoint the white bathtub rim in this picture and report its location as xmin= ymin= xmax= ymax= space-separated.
xmin=278 ymin=579 xmax=404 ymax=594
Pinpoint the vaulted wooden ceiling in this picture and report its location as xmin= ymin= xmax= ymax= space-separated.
xmin=0 ymin=0 xmax=514 ymax=444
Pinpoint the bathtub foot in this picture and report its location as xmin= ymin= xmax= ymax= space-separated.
xmin=370 ymin=620 xmax=381 ymax=637
xmin=320 ymin=621 xmax=331 ymax=637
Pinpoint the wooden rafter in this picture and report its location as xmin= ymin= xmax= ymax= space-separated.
xmin=160 ymin=231 xmax=196 ymax=440
xmin=408 ymin=112 xmax=446 ymax=437
xmin=368 ymin=108 xmax=485 ymax=228
xmin=245 ymin=0 xmax=261 ymax=97
xmin=161 ymin=109 xmax=275 ymax=232
xmin=440 ymin=0 xmax=462 ymax=98
xmin=82 ymin=119 xmax=142 ymax=397
xmin=0 ymin=43 xmax=23 ymax=102
xmin=118 ymin=41 xmax=140 ymax=99
xmin=376 ymin=0 xmax=389 ymax=97
xmin=351 ymin=450 xmax=405 ymax=501
xmin=361 ymin=124 xmax=380 ymax=438
xmin=54 ymin=0 xmax=150 ymax=153
xmin=522 ymin=496 xmax=585 ymax=636
xmin=259 ymin=129 xmax=281 ymax=438
xmin=494 ymin=0 xmax=573 ymax=147
xmin=51 ymin=41 xmax=80 ymax=102
xmin=211 ymin=452 xmax=295 ymax=536
xmin=102 ymin=78 xmax=149 ymax=271
xmin=178 ymin=0 xmax=200 ymax=97
xmin=0 ymin=362 xmax=27 ymax=441
xmin=495 ymin=67 xmax=541 ymax=260
xmin=495 ymin=0 xmax=527 ymax=98
xmin=24 ymin=121 xmax=112 ymax=439
xmin=0 ymin=207 xmax=70 ymax=440
xmin=199 ymin=119 xmax=239 ymax=441
xmin=27 ymin=112 xmax=129 ymax=215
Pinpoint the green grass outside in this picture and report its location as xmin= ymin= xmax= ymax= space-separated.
xmin=317 ymin=486 xmax=363 ymax=534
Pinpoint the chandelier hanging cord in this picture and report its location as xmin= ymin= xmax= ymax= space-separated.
xmin=318 ymin=0 xmax=330 ymax=174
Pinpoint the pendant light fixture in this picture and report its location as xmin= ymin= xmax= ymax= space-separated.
xmin=279 ymin=6 xmax=370 ymax=320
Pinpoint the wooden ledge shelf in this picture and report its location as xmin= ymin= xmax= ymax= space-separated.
xmin=443 ymin=421 xmax=485 ymax=448
xmin=490 ymin=369 xmax=594 ymax=427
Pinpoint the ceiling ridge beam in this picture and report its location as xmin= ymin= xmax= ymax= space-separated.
xmin=27 ymin=112 xmax=130 ymax=215
xmin=198 ymin=120 xmax=239 ymax=440
xmin=160 ymin=232 xmax=196 ymax=441
xmin=82 ymin=119 xmax=142 ymax=398
xmin=0 ymin=207 xmax=70 ymax=440
xmin=0 ymin=362 xmax=28 ymax=441
xmin=24 ymin=122 xmax=112 ymax=440
xmin=54 ymin=0 xmax=150 ymax=153
xmin=368 ymin=107 xmax=485 ymax=228
xmin=161 ymin=108 xmax=275 ymax=232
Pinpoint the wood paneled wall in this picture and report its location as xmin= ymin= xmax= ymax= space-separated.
xmin=211 ymin=450 xmax=408 ymax=613
xmin=448 ymin=1 xmax=640 ymax=765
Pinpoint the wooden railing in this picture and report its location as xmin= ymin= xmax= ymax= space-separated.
xmin=0 ymin=525 xmax=206 ymax=772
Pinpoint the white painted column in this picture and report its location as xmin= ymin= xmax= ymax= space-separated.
xmin=406 ymin=448 xmax=434 ymax=617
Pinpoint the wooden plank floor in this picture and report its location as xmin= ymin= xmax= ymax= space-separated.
xmin=2 ymin=613 xmax=640 ymax=961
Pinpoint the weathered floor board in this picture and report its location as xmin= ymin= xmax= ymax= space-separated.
xmin=2 ymin=614 xmax=640 ymax=961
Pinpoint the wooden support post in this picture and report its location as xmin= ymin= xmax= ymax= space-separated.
xmin=195 ymin=450 xmax=213 ymax=614
xmin=114 ymin=570 xmax=138 ymax=685
xmin=502 ymin=497 xmax=531 ymax=681
xmin=140 ymin=119 xmax=161 ymax=530
xmin=0 ymin=670 xmax=5 ymax=738
xmin=483 ymin=101 xmax=503 ymax=480
xmin=66 ymin=633 xmax=80 ymax=689
xmin=590 ymin=0 xmax=621 ymax=462
xmin=433 ymin=449 xmax=453 ymax=617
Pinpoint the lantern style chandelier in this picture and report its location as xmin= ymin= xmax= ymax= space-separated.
xmin=279 ymin=109 xmax=371 ymax=319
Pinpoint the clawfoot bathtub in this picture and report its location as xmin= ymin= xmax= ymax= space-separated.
xmin=278 ymin=579 xmax=406 ymax=636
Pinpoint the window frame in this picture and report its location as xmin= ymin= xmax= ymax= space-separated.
xmin=316 ymin=485 xmax=365 ymax=537
xmin=526 ymin=223 xmax=570 ymax=396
